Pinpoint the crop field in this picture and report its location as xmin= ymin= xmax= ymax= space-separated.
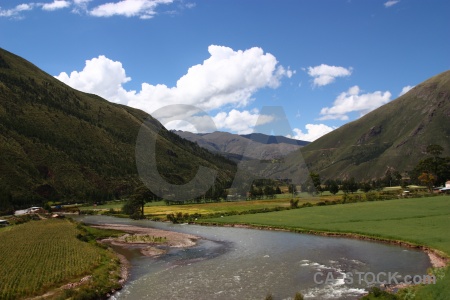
xmin=80 ymin=196 xmax=333 ymax=219
xmin=0 ymin=219 xmax=115 ymax=299
xmin=142 ymin=197 xmax=328 ymax=219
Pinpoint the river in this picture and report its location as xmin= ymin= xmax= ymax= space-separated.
xmin=77 ymin=215 xmax=431 ymax=300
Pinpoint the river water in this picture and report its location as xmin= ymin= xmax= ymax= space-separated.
xmin=77 ymin=215 xmax=431 ymax=300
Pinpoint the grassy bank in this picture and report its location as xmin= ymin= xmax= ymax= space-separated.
xmin=0 ymin=219 xmax=124 ymax=300
xmin=202 ymin=195 xmax=450 ymax=299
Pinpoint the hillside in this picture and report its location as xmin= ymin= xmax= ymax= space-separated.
xmin=296 ymin=70 xmax=450 ymax=180
xmin=174 ymin=131 xmax=307 ymax=162
xmin=0 ymin=48 xmax=236 ymax=209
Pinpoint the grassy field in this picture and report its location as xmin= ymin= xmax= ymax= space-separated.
xmin=202 ymin=195 xmax=450 ymax=299
xmin=203 ymin=196 xmax=450 ymax=254
xmin=0 ymin=219 xmax=122 ymax=299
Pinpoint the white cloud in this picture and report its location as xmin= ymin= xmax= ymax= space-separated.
xmin=289 ymin=124 xmax=336 ymax=142
xmin=89 ymin=0 xmax=173 ymax=19
xmin=128 ymin=45 xmax=292 ymax=112
xmin=319 ymin=85 xmax=391 ymax=120
xmin=307 ymin=64 xmax=352 ymax=87
xmin=213 ymin=109 xmax=274 ymax=134
xmin=55 ymin=45 xmax=293 ymax=133
xmin=56 ymin=45 xmax=292 ymax=112
xmin=384 ymin=0 xmax=400 ymax=8
xmin=399 ymin=85 xmax=414 ymax=96
xmin=0 ymin=0 xmax=180 ymax=19
xmin=42 ymin=0 xmax=71 ymax=11
xmin=0 ymin=3 xmax=34 ymax=18
xmin=55 ymin=55 xmax=133 ymax=103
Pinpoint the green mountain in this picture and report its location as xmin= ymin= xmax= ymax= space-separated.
xmin=297 ymin=70 xmax=450 ymax=180
xmin=0 ymin=48 xmax=236 ymax=209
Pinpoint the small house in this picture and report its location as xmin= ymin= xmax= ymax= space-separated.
xmin=439 ymin=181 xmax=450 ymax=194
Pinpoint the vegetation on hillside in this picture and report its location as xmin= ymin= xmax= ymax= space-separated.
xmin=0 ymin=48 xmax=236 ymax=212
xmin=277 ymin=70 xmax=450 ymax=180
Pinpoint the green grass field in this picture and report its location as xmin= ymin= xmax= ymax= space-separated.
xmin=203 ymin=195 xmax=450 ymax=299
xmin=0 ymin=219 xmax=122 ymax=299
xmin=204 ymin=195 xmax=450 ymax=254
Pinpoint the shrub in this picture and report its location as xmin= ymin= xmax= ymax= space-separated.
xmin=294 ymin=292 xmax=304 ymax=300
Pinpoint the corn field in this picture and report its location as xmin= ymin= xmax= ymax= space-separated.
xmin=0 ymin=219 xmax=104 ymax=299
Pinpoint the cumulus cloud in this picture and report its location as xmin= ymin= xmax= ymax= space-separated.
xmin=56 ymin=45 xmax=293 ymax=113
xmin=55 ymin=45 xmax=293 ymax=133
xmin=384 ymin=0 xmax=400 ymax=8
xmin=307 ymin=64 xmax=352 ymax=87
xmin=289 ymin=124 xmax=336 ymax=142
xmin=42 ymin=0 xmax=71 ymax=11
xmin=89 ymin=0 xmax=173 ymax=19
xmin=157 ymin=109 xmax=274 ymax=135
xmin=55 ymin=55 xmax=133 ymax=103
xmin=0 ymin=3 xmax=34 ymax=18
xmin=129 ymin=45 xmax=292 ymax=112
xmin=213 ymin=109 xmax=274 ymax=134
xmin=399 ymin=85 xmax=414 ymax=96
xmin=319 ymin=85 xmax=391 ymax=120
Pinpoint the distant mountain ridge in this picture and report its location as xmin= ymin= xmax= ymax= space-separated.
xmin=240 ymin=133 xmax=309 ymax=146
xmin=282 ymin=70 xmax=450 ymax=180
xmin=173 ymin=131 xmax=309 ymax=162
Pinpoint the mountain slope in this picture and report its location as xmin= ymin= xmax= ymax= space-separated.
xmin=297 ymin=70 xmax=450 ymax=180
xmin=174 ymin=131 xmax=307 ymax=162
xmin=0 ymin=48 xmax=236 ymax=208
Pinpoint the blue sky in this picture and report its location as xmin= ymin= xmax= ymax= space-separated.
xmin=1 ymin=0 xmax=449 ymax=141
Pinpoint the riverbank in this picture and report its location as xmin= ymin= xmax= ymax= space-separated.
xmin=194 ymin=222 xmax=449 ymax=269
xmin=197 ymin=196 xmax=450 ymax=298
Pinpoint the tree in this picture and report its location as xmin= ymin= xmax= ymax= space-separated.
xmin=412 ymin=144 xmax=450 ymax=186
xmin=288 ymin=184 xmax=297 ymax=195
xmin=310 ymin=172 xmax=322 ymax=195
xmin=361 ymin=182 xmax=372 ymax=193
xmin=342 ymin=177 xmax=358 ymax=194
xmin=329 ymin=181 xmax=339 ymax=195
xmin=426 ymin=144 xmax=444 ymax=157
xmin=264 ymin=186 xmax=275 ymax=198
xmin=122 ymin=186 xmax=158 ymax=218
xmin=418 ymin=172 xmax=435 ymax=193
xmin=275 ymin=186 xmax=282 ymax=194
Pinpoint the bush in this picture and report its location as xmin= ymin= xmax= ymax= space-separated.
xmin=294 ymin=292 xmax=304 ymax=300
xmin=365 ymin=192 xmax=380 ymax=201
xmin=290 ymin=199 xmax=299 ymax=208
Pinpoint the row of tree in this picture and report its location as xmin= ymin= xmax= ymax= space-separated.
xmin=300 ymin=144 xmax=449 ymax=195
xmin=120 ymin=144 xmax=449 ymax=218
